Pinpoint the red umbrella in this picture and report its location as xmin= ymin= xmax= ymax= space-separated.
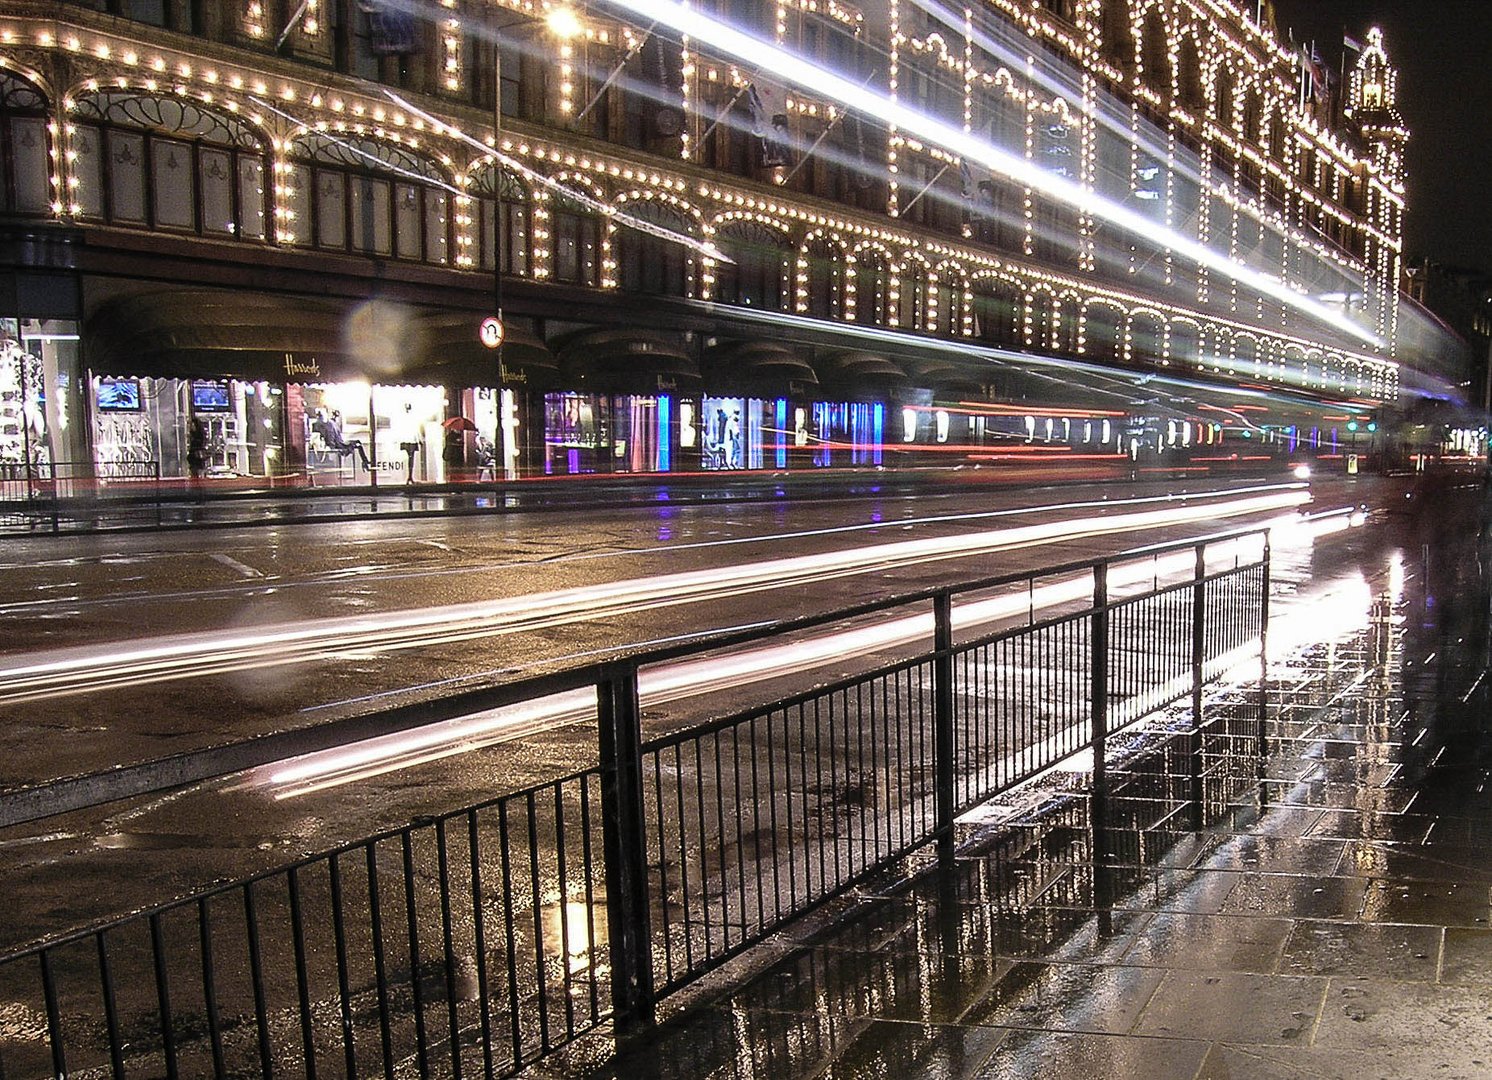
xmin=441 ymin=416 xmax=478 ymax=432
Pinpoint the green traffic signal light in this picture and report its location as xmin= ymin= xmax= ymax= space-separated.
xmin=1347 ymin=421 xmax=1359 ymax=432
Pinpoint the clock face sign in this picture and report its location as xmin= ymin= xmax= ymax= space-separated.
xmin=480 ymin=317 xmax=504 ymax=350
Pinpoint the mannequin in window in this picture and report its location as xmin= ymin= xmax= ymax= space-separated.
xmin=313 ymin=408 xmax=372 ymax=470
xmin=395 ymin=402 xmax=423 ymax=483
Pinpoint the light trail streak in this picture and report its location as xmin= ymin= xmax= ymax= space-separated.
xmin=596 ymin=0 xmax=1380 ymax=347
xmin=0 ymin=490 xmax=1305 ymax=706
xmin=261 ymin=504 xmax=1367 ymax=799
xmin=381 ymin=90 xmax=732 ymax=264
xmin=263 ymin=513 xmax=1342 ymax=798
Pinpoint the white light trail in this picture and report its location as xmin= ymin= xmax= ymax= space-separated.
xmin=261 ymin=518 xmax=1327 ymax=799
xmin=0 ymin=490 xmax=1305 ymax=705
xmin=595 ymin=0 xmax=1380 ymax=347
xmin=381 ymin=90 xmax=732 ymax=264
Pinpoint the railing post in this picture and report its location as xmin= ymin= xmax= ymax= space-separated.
xmin=1090 ymin=562 xmax=1112 ymax=917
xmin=933 ymin=590 xmax=955 ymax=865
xmin=596 ymin=661 xmax=655 ymax=1038
xmin=1257 ymin=533 xmax=1271 ymax=778
xmin=1190 ymin=542 xmax=1206 ymax=832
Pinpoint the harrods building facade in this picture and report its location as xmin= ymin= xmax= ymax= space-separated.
xmin=0 ymin=0 xmax=1408 ymax=484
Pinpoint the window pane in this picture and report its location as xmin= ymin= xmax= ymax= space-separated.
xmin=424 ymin=190 xmax=448 ymax=264
xmin=108 ymin=131 xmax=146 ymax=223
xmin=284 ymin=163 xmax=311 ymax=244
xmin=72 ymin=125 xmax=104 ymax=217
xmin=576 ymin=225 xmax=595 ymax=284
xmin=10 ymin=117 xmax=50 ymax=213
xmin=200 ymin=148 xmax=234 ymax=234
xmin=504 ymin=203 xmax=528 ymax=275
xmin=350 ymin=177 xmax=391 ymax=254
xmin=395 ymin=183 xmax=421 ymax=259
xmin=151 ymin=139 xmax=195 ymax=228
xmin=479 ymin=197 xmax=496 ymax=271
xmin=237 ymin=157 xmax=265 ymax=239
xmin=316 ymin=169 xmax=346 ymax=249
xmin=554 ymin=212 xmax=578 ymax=282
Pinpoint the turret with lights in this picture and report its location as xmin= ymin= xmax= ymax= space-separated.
xmin=1346 ymin=27 xmax=1408 ymax=190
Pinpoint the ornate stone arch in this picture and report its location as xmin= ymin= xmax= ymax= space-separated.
xmin=892 ymin=250 xmax=932 ymax=330
xmin=1125 ymin=308 xmax=1166 ymax=365
xmin=1231 ymin=332 xmax=1260 ymax=376
xmin=1169 ymin=317 xmax=1202 ymax=368
xmin=1081 ymin=298 xmax=1126 ymax=361
xmin=711 ymin=213 xmax=792 ymax=309
xmin=1053 ymin=289 xmax=1083 ymax=355
xmin=969 ymin=271 xmax=1022 ymax=346
xmin=931 ymin=259 xmax=970 ymax=337
xmin=799 ymin=230 xmax=848 ymax=320
xmin=533 ymin=172 xmax=611 ymax=285
xmin=1176 ymin=30 xmax=1205 ymax=108
xmin=464 ymin=158 xmax=534 ymax=275
xmin=1137 ymin=4 xmax=1171 ymax=92
xmin=611 ymin=192 xmax=702 ymax=297
xmin=1025 ymin=284 xmax=1058 ymax=351
xmin=849 ymin=240 xmax=896 ymax=326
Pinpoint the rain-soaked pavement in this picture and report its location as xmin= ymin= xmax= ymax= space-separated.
xmin=533 ymin=475 xmax=1492 ymax=1080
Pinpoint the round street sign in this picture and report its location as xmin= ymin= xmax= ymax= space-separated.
xmin=479 ymin=316 xmax=504 ymax=350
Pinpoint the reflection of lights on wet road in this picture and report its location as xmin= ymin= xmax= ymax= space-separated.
xmin=259 ymin=500 xmax=1370 ymax=800
xmin=0 ymin=489 xmax=1306 ymax=706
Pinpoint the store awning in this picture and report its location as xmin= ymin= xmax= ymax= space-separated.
xmin=87 ymin=291 xmax=358 ymax=382
xmin=86 ymin=290 xmax=570 ymax=389
xmin=902 ymin=357 xmax=989 ymax=395
xmin=556 ymin=329 xmax=702 ymax=394
xmin=416 ymin=313 xmax=562 ymax=390
xmin=816 ymin=349 xmax=910 ymax=397
xmin=703 ymin=341 xmax=818 ymax=395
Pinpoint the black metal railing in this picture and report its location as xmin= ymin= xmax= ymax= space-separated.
xmin=0 ymin=528 xmax=1269 ymax=1077
xmin=0 ymin=459 xmax=162 ymax=532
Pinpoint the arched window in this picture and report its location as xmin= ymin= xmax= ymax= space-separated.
xmin=1241 ymin=89 xmax=1262 ymax=144
xmin=472 ymin=165 xmax=528 ymax=276
xmin=802 ymin=236 xmax=842 ymax=319
xmin=971 ymin=278 xmax=1021 ymax=345
xmin=1103 ymin=3 xmax=1136 ymax=66
xmin=896 ymin=263 xmax=928 ymax=330
xmin=1177 ymin=37 xmax=1203 ymax=107
xmin=1053 ymin=296 xmax=1081 ymax=355
xmin=1128 ymin=313 xmax=1164 ymax=364
xmin=285 ymin=133 xmax=450 ymax=263
xmin=853 ymin=249 xmax=889 ymax=325
xmin=1215 ymin=67 xmax=1235 ymax=130
xmin=713 ymin=220 xmax=789 ymax=309
xmin=1170 ymin=321 xmax=1201 ymax=367
xmin=1083 ymin=304 xmax=1122 ymax=361
xmin=1141 ymin=10 xmax=1169 ymax=92
xmin=0 ymin=73 xmax=50 ymax=215
xmin=548 ymin=188 xmax=601 ymax=287
xmin=71 ymin=92 xmax=267 ymax=240
xmin=617 ymin=200 xmax=692 ymax=297
xmin=1231 ymin=334 xmax=1259 ymax=375
xmin=1027 ymin=291 xmax=1054 ymax=350
xmin=935 ymin=273 xmax=968 ymax=336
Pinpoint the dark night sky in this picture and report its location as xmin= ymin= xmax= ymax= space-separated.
xmin=1270 ymin=0 xmax=1492 ymax=272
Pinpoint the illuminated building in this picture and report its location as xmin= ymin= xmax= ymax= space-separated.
xmin=0 ymin=0 xmax=1421 ymax=483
